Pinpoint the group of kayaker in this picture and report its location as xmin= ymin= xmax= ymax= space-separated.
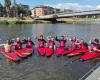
xmin=0 ymin=35 xmax=100 ymax=59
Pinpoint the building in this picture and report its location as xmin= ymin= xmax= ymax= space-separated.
xmin=32 ymin=5 xmax=73 ymax=17
xmin=31 ymin=8 xmax=35 ymax=17
xmin=34 ymin=5 xmax=48 ymax=17
xmin=18 ymin=4 xmax=29 ymax=9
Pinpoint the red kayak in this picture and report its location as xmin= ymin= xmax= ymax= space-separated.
xmin=63 ymin=47 xmax=76 ymax=55
xmin=23 ymin=47 xmax=34 ymax=56
xmin=45 ymin=48 xmax=54 ymax=57
xmin=14 ymin=49 xmax=27 ymax=58
xmin=67 ymin=49 xmax=87 ymax=57
xmin=80 ymin=52 xmax=100 ymax=61
xmin=37 ymin=47 xmax=45 ymax=56
xmin=1 ymin=48 xmax=20 ymax=61
xmin=56 ymin=47 xmax=65 ymax=56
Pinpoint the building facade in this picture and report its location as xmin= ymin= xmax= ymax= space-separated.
xmin=34 ymin=5 xmax=48 ymax=17
xmin=31 ymin=8 xmax=35 ymax=17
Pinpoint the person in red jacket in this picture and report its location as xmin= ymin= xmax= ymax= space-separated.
xmin=55 ymin=36 xmax=67 ymax=48
xmin=35 ymin=35 xmax=47 ymax=48
xmin=88 ymin=38 xmax=100 ymax=52
xmin=46 ymin=36 xmax=56 ymax=49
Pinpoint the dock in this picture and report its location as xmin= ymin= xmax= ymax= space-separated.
xmin=79 ymin=62 xmax=100 ymax=80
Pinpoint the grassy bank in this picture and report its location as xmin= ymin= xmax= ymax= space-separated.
xmin=0 ymin=20 xmax=52 ymax=25
xmin=0 ymin=17 xmax=99 ymax=25
xmin=0 ymin=17 xmax=51 ymax=25
xmin=57 ymin=18 xmax=97 ymax=24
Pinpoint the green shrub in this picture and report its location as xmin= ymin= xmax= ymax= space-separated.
xmin=0 ymin=20 xmax=8 ymax=24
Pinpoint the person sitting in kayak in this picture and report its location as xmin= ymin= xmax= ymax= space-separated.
xmin=67 ymin=39 xmax=89 ymax=57
xmin=35 ymin=35 xmax=47 ymax=48
xmin=55 ymin=36 xmax=67 ymax=48
xmin=63 ymin=36 xmax=79 ymax=55
xmin=68 ymin=36 xmax=79 ymax=49
xmin=14 ymin=38 xmax=25 ymax=50
xmin=0 ymin=39 xmax=13 ymax=52
xmin=78 ymin=39 xmax=89 ymax=50
xmin=23 ymin=37 xmax=35 ymax=48
xmin=88 ymin=38 xmax=100 ymax=52
xmin=46 ymin=36 xmax=56 ymax=49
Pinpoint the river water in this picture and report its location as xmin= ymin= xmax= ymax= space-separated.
xmin=0 ymin=22 xmax=100 ymax=80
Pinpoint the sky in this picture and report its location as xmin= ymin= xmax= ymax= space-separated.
xmin=0 ymin=0 xmax=100 ymax=10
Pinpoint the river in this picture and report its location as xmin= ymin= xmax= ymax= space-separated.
xmin=0 ymin=22 xmax=100 ymax=80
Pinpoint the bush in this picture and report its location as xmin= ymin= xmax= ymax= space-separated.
xmin=0 ymin=20 xmax=52 ymax=25
xmin=0 ymin=20 xmax=8 ymax=24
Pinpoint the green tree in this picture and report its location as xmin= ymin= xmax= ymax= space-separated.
xmin=16 ymin=6 xmax=31 ymax=17
xmin=4 ymin=0 xmax=11 ymax=17
xmin=0 ymin=3 xmax=3 ymax=10
xmin=0 ymin=3 xmax=3 ymax=17
xmin=48 ymin=10 xmax=55 ymax=14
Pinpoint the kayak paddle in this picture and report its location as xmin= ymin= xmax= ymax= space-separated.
xmin=64 ymin=58 xmax=80 ymax=66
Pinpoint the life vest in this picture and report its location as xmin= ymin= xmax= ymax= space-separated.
xmin=38 ymin=41 xmax=45 ymax=47
xmin=48 ymin=41 xmax=54 ymax=48
xmin=71 ymin=41 xmax=76 ymax=47
xmin=80 ymin=43 xmax=87 ymax=50
xmin=48 ymin=41 xmax=54 ymax=46
xmin=15 ymin=42 xmax=22 ymax=50
xmin=59 ymin=40 xmax=65 ymax=47
xmin=91 ymin=46 xmax=98 ymax=52
xmin=26 ymin=41 xmax=33 ymax=48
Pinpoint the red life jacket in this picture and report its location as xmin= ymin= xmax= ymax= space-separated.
xmin=26 ymin=41 xmax=33 ymax=48
xmin=59 ymin=40 xmax=65 ymax=47
xmin=71 ymin=42 xmax=76 ymax=47
xmin=91 ymin=46 xmax=98 ymax=52
xmin=15 ymin=42 xmax=22 ymax=49
xmin=38 ymin=41 xmax=45 ymax=47
xmin=80 ymin=43 xmax=87 ymax=50
xmin=48 ymin=41 xmax=54 ymax=47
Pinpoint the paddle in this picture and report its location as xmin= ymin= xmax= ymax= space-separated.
xmin=64 ymin=58 xmax=80 ymax=66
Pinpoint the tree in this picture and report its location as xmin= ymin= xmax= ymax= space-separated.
xmin=0 ymin=3 xmax=3 ymax=17
xmin=48 ymin=10 xmax=55 ymax=14
xmin=16 ymin=6 xmax=31 ymax=17
xmin=4 ymin=0 xmax=11 ymax=17
xmin=0 ymin=3 xmax=3 ymax=10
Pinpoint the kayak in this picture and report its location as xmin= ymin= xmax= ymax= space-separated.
xmin=56 ymin=47 xmax=65 ymax=56
xmin=80 ymin=52 xmax=100 ymax=61
xmin=37 ymin=47 xmax=45 ymax=56
xmin=1 ymin=48 xmax=20 ymax=61
xmin=14 ymin=49 xmax=27 ymax=58
xmin=63 ymin=47 xmax=76 ymax=55
xmin=45 ymin=48 xmax=54 ymax=57
xmin=67 ymin=49 xmax=87 ymax=57
xmin=23 ymin=47 xmax=34 ymax=56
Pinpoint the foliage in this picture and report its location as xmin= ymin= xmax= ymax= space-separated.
xmin=4 ymin=0 xmax=11 ymax=17
xmin=0 ymin=3 xmax=3 ymax=11
xmin=0 ymin=20 xmax=8 ymax=24
xmin=48 ymin=10 xmax=55 ymax=14
xmin=0 ymin=3 xmax=3 ymax=16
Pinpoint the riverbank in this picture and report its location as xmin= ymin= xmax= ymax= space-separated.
xmin=57 ymin=18 xmax=98 ymax=24
xmin=0 ymin=17 xmax=100 ymax=24
xmin=0 ymin=17 xmax=51 ymax=25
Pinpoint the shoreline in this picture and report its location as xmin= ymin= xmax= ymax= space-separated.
xmin=0 ymin=17 xmax=100 ymax=25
